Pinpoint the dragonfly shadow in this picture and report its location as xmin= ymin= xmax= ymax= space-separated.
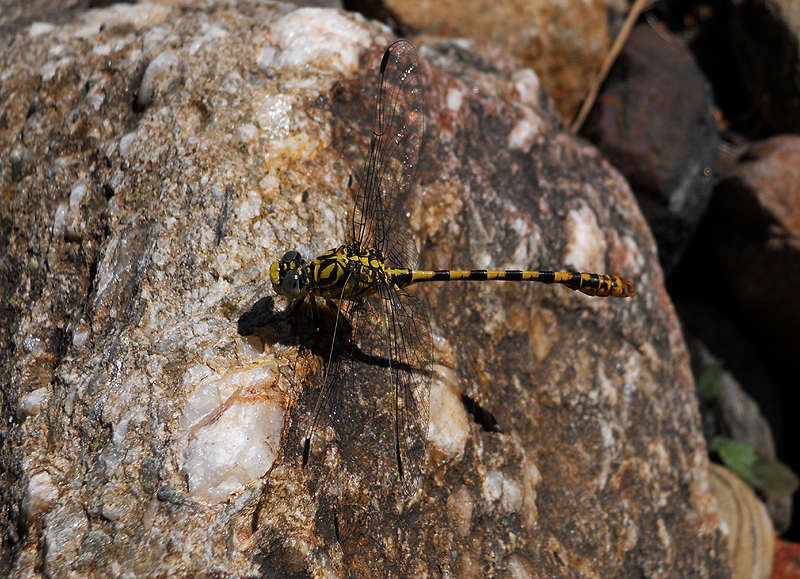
xmin=237 ymin=296 xmax=333 ymax=356
xmin=237 ymin=296 xmax=426 ymax=376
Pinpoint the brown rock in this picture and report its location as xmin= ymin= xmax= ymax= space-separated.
xmin=703 ymin=136 xmax=800 ymax=393
xmin=772 ymin=537 xmax=800 ymax=579
xmin=384 ymin=0 xmax=609 ymax=124
xmin=0 ymin=2 xmax=728 ymax=577
xmin=581 ymin=23 xmax=718 ymax=275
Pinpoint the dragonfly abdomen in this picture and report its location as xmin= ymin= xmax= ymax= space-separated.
xmin=393 ymin=268 xmax=635 ymax=298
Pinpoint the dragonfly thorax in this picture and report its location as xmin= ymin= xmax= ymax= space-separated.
xmin=271 ymin=244 xmax=395 ymax=302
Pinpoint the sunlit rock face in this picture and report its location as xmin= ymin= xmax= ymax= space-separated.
xmin=0 ymin=2 xmax=727 ymax=578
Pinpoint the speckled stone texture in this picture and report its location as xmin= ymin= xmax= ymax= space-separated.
xmin=0 ymin=2 xmax=729 ymax=578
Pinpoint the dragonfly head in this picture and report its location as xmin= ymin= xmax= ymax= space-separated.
xmin=270 ymin=250 xmax=307 ymax=299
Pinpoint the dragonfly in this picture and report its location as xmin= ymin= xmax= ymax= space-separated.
xmin=269 ymin=40 xmax=635 ymax=492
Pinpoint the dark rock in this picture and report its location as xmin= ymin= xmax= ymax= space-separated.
xmin=730 ymin=0 xmax=800 ymax=133
xmin=677 ymin=299 xmax=783 ymax=446
xmin=582 ymin=23 xmax=718 ymax=275
xmin=684 ymin=327 xmax=792 ymax=533
xmin=668 ymin=0 xmax=800 ymax=136
xmin=687 ymin=135 xmax=800 ymax=389
xmin=671 ymin=134 xmax=800 ymax=540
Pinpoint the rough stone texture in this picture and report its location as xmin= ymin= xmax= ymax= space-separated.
xmin=0 ymin=2 xmax=728 ymax=578
xmin=581 ymin=23 xmax=718 ymax=276
xmin=384 ymin=0 xmax=610 ymax=125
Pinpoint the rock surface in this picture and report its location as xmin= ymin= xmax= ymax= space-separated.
xmin=385 ymin=0 xmax=610 ymax=125
xmin=729 ymin=0 xmax=800 ymax=133
xmin=0 ymin=2 xmax=728 ymax=577
xmin=686 ymin=331 xmax=792 ymax=533
xmin=672 ymin=134 xmax=800 ymax=537
xmin=676 ymin=134 xmax=800 ymax=398
xmin=581 ymin=23 xmax=718 ymax=275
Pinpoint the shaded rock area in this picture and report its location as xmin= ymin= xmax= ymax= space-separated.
xmin=0 ymin=2 xmax=729 ymax=578
xmin=728 ymin=0 xmax=800 ymax=134
xmin=703 ymin=136 xmax=800 ymax=379
xmin=665 ymin=0 xmax=800 ymax=138
xmin=672 ymin=135 xmax=800 ymax=538
xmin=581 ymin=23 xmax=718 ymax=276
xmin=664 ymin=0 xmax=800 ymax=546
xmin=686 ymin=330 xmax=792 ymax=534
xmin=0 ymin=0 xmax=97 ymax=38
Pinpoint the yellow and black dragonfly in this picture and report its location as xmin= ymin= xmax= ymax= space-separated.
xmin=270 ymin=40 xmax=635 ymax=492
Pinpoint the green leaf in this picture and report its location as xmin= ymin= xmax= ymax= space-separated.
xmin=711 ymin=436 xmax=800 ymax=498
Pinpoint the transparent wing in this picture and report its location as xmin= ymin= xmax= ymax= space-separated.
xmin=303 ymin=279 xmax=432 ymax=494
xmin=352 ymin=40 xmax=425 ymax=269
xmin=303 ymin=41 xmax=430 ymax=496
xmin=377 ymin=282 xmax=433 ymax=491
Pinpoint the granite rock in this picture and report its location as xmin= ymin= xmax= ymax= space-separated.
xmin=0 ymin=2 xmax=728 ymax=577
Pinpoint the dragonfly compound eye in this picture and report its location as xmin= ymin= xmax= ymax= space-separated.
xmin=281 ymin=250 xmax=301 ymax=267
xmin=281 ymin=269 xmax=303 ymax=298
xmin=269 ymin=260 xmax=282 ymax=291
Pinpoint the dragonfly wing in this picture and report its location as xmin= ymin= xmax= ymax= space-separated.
xmin=301 ymin=290 xmax=384 ymax=495
xmin=303 ymin=281 xmax=432 ymax=494
xmin=299 ymin=299 xmax=355 ymax=493
xmin=352 ymin=40 xmax=425 ymax=269
xmin=377 ymin=282 xmax=433 ymax=491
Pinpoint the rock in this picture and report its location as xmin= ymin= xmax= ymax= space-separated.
xmin=685 ymin=331 xmax=792 ymax=533
xmin=384 ymin=0 xmax=610 ymax=124
xmin=0 ymin=2 xmax=728 ymax=577
xmin=0 ymin=0 xmax=89 ymax=38
xmin=729 ymin=0 xmax=800 ymax=133
xmin=662 ymin=0 xmax=800 ymax=137
xmin=671 ymin=134 xmax=800 ymax=542
xmin=686 ymin=332 xmax=777 ymax=459
xmin=581 ymin=23 xmax=718 ymax=275
xmin=772 ymin=537 xmax=800 ymax=579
